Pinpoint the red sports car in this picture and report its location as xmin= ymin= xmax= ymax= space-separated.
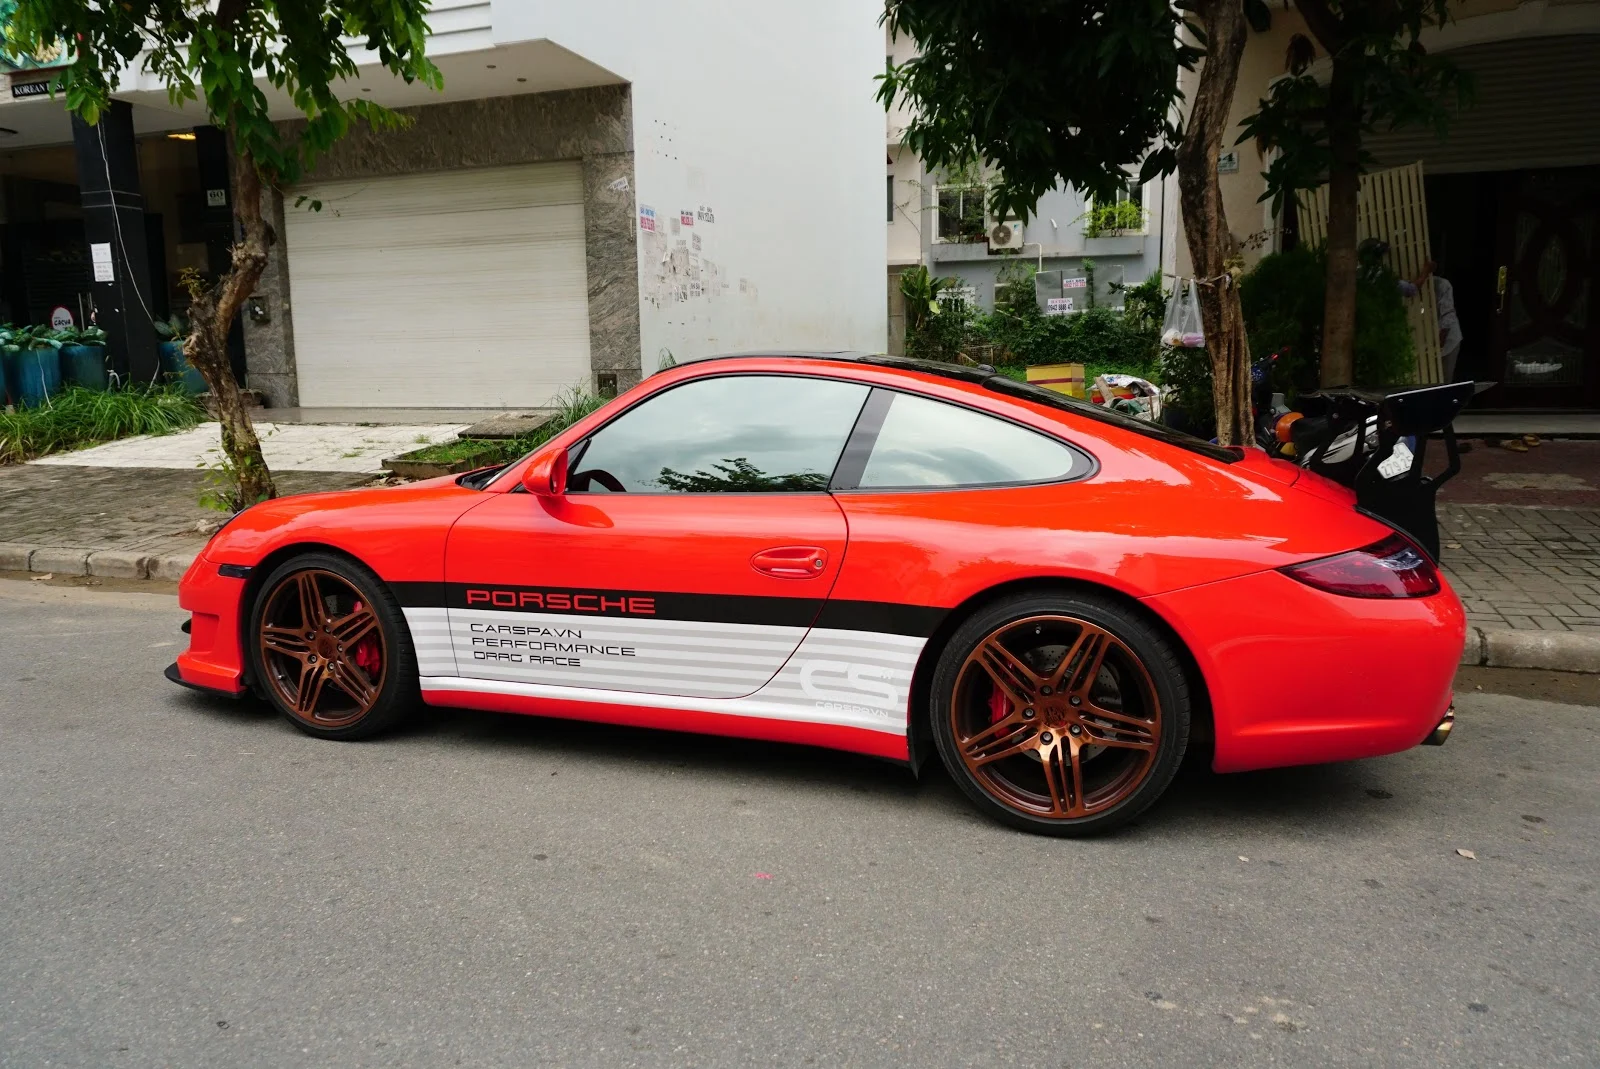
xmin=169 ymin=354 xmax=1464 ymax=835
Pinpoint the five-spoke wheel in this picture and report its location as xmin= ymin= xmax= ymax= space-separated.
xmin=248 ymin=553 xmax=417 ymax=739
xmin=932 ymin=593 xmax=1189 ymax=836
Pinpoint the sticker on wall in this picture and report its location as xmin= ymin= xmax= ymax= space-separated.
xmin=1062 ymin=276 xmax=1088 ymax=290
xmin=1217 ymin=150 xmax=1240 ymax=175
xmin=696 ymin=205 xmax=715 ymax=223
xmin=692 ymin=233 xmax=702 ymax=252
xmin=49 ymin=306 xmax=74 ymax=330
xmin=1046 ymin=297 xmax=1075 ymax=316
xmin=90 ymin=242 xmax=114 ymax=283
xmin=680 ymin=210 xmax=694 ymax=227
xmin=638 ymin=205 xmax=657 ymax=232
xmin=609 ymin=176 xmax=630 ymax=193
xmin=669 ymin=215 xmax=681 ymax=235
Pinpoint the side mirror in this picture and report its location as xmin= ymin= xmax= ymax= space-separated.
xmin=521 ymin=447 xmax=568 ymax=497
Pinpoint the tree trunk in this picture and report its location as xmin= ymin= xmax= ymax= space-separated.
xmin=1319 ymin=57 xmax=1361 ymax=388
xmin=1175 ymin=0 xmax=1252 ymax=445
xmin=183 ymin=143 xmax=277 ymax=506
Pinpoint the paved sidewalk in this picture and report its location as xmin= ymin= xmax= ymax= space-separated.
xmin=1440 ymin=504 xmax=1600 ymax=634
xmin=31 ymin=420 xmax=467 ymax=474
xmin=0 ymin=465 xmax=366 ymax=578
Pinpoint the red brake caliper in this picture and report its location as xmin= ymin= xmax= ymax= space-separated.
xmin=988 ymin=681 xmax=1009 ymax=724
xmin=350 ymin=601 xmax=381 ymax=676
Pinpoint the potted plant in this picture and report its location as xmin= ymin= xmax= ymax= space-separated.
xmin=55 ymin=325 xmax=110 ymax=390
xmin=154 ymin=315 xmax=206 ymax=393
xmin=1 ymin=324 xmax=64 ymax=407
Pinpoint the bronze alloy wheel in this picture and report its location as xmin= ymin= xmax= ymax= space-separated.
xmin=951 ymin=614 xmax=1162 ymax=820
xmin=257 ymin=568 xmax=388 ymax=729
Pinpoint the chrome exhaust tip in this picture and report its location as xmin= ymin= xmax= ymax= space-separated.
xmin=1423 ymin=707 xmax=1455 ymax=746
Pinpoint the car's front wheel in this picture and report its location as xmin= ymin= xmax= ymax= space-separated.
xmin=930 ymin=591 xmax=1191 ymax=836
xmin=247 ymin=552 xmax=418 ymax=740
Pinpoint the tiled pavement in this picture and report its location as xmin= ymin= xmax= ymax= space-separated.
xmin=0 ymin=465 xmax=367 ymax=562
xmin=30 ymin=421 xmax=468 ymax=474
xmin=1439 ymin=503 xmax=1600 ymax=633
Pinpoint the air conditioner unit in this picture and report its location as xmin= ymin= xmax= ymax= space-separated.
xmin=987 ymin=215 xmax=1024 ymax=251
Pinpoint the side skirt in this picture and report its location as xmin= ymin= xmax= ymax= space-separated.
xmin=419 ymin=677 xmax=910 ymax=762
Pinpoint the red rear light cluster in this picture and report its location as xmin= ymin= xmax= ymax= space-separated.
xmin=1280 ymin=533 xmax=1441 ymax=598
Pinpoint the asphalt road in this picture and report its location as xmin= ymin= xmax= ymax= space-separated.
xmin=2 ymin=579 xmax=1597 ymax=1068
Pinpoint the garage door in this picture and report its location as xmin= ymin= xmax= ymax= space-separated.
xmin=284 ymin=162 xmax=591 ymax=408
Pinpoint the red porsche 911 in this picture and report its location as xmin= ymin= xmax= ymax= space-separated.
xmin=169 ymin=354 xmax=1465 ymax=835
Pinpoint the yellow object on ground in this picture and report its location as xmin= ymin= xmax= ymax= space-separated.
xmin=1025 ymin=363 xmax=1086 ymax=399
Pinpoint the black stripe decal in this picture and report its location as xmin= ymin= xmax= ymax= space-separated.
xmin=816 ymin=600 xmax=948 ymax=638
xmin=391 ymin=582 xmax=945 ymax=637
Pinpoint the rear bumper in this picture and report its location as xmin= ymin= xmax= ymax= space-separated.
xmin=1145 ymin=568 xmax=1465 ymax=774
xmin=171 ymin=558 xmax=250 ymax=697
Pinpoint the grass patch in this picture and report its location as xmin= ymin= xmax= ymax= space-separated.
xmin=401 ymin=388 xmax=609 ymax=469
xmin=0 ymin=384 xmax=206 ymax=465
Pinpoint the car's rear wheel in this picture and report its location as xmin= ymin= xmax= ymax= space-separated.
xmin=930 ymin=591 xmax=1190 ymax=836
xmin=248 ymin=553 xmax=418 ymax=740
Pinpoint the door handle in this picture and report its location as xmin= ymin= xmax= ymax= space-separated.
xmin=1496 ymin=265 xmax=1508 ymax=315
xmin=751 ymin=546 xmax=828 ymax=579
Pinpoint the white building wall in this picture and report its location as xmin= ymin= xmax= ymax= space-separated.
xmin=497 ymin=2 xmax=888 ymax=371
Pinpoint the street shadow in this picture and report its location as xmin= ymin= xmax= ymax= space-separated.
xmin=166 ymin=687 xmax=1408 ymax=836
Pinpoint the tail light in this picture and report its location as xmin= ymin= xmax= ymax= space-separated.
xmin=1280 ymin=533 xmax=1440 ymax=598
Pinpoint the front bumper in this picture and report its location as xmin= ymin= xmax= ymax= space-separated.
xmin=171 ymin=557 xmax=250 ymax=696
xmin=1145 ymin=568 xmax=1465 ymax=773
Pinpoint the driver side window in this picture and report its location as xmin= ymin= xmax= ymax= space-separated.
xmin=568 ymin=374 xmax=870 ymax=493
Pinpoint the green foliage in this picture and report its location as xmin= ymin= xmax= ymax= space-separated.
xmin=1237 ymin=4 xmax=1473 ymax=214
xmin=1 ymin=323 xmax=62 ymax=352
xmin=1113 ymin=274 xmax=1166 ymax=338
xmin=4 ymin=0 xmax=442 ymax=187
xmin=906 ymin=290 xmax=974 ymax=364
xmin=0 ymin=383 xmax=203 ymax=464
xmin=899 ymin=265 xmax=952 ymax=337
xmin=53 ymin=324 xmax=108 ymax=346
xmin=1239 ymin=245 xmax=1415 ymax=391
xmin=1081 ymin=198 xmax=1148 ymax=238
xmin=977 ymin=291 xmax=1161 ymax=380
xmin=657 ymin=458 xmax=829 ymax=493
xmin=878 ymin=1 xmax=1202 ymax=222
xmin=152 ymin=315 xmax=188 ymax=342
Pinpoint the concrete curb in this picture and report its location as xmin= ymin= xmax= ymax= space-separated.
xmin=1459 ymin=625 xmax=1600 ymax=674
xmin=1 ymin=541 xmax=196 ymax=584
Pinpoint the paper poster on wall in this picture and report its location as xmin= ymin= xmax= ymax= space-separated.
xmin=692 ymin=233 xmax=702 ymax=252
xmin=696 ymin=205 xmax=715 ymax=223
xmin=680 ymin=210 xmax=694 ymax=227
xmin=638 ymin=206 xmax=657 ymax=232
xmin=1062 ymin=277 xmax=1088 ymax=290
xmin=1046 ymin=297 xmax=1075 ymax=316
xmin=90 ymin=242 xmax=114 ymax=282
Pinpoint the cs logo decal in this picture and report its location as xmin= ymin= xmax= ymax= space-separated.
xmin=798 ymin=660 xmax=901 ymax=712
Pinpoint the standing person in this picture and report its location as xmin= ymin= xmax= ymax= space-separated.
xmin=1398 ymin=260 xmax=1463 ymax=381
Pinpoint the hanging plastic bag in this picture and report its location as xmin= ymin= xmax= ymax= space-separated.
xmin=1161 ymin=280 xmax=1206 ymax=349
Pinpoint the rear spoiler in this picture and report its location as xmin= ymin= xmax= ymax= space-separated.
xmin=1352 ymin=382 xmax=1479 ymax=559
xmin=1293 ymin=382 xmax=1486 ymax=559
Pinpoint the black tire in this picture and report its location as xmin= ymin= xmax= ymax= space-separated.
xmin=929 ymin=590 xmax=1190 ymax=836
xmin=247 ymin=551 xmax=419 ymax=740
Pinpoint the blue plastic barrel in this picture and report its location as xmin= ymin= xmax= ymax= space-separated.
xmin=3 ymin=347 xmax=63 ymax=407
xmin=59 ymin=344 xmax=108 ymax=390
xmin=158 ymin=340 xmax=208 ymax=394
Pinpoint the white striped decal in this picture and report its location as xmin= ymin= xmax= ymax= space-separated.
xmin=402 ymin=607 xmax=457 ymax=677
xmin=414 ymin=624 xmax=925 ymax=736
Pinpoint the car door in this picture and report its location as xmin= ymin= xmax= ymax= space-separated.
xmin=440 ymin=372 xmax=872 ymax=699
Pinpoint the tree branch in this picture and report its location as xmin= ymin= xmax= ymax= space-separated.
xmin=1292 ymin=0 xmax=1351 ymax=53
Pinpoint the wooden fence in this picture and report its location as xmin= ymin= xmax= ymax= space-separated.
xmin=1297 ymin=161 xmax=1442 ymax=384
